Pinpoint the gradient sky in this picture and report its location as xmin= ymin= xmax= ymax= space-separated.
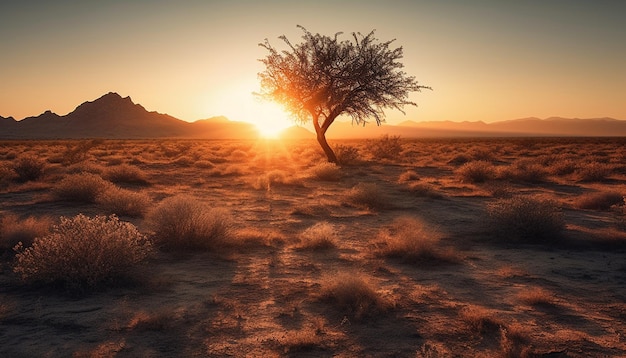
xmin=1 ymin=0 xmax=625 ymax=128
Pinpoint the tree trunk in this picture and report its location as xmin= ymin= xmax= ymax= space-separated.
xmin=316 ymin=130 xmax=338 ymax=163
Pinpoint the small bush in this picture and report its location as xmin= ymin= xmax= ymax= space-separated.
xmin=459 ymin=305 xmax=502 ymax=335
xmin=13 ymin=155 xmax=47 ymax=182
xmin=52 ymin=173 xmax=114 ymax=203
xmin=104 ymin=164 xmax=149 ymax=185
xmin=97 ymin=186 xmax=152 ymax=218
xmin=402 ymin=182 xmax=443 ymax=199
xmin=13 ymin=214 xmax=153 ymax=292
xmin=574 ymin=191 xmax=624 ymax=211
xmin=319 ymin=271 xmax=392 ymax=319
xmin=577 ymin=162 xmax=613 ymax=182
xmin=345 ymin=183 xmax=389 ymax=210
xmin=146 ymin=195 xmax=234 ymax=251
xmin=0 ymin=214 xmax=53 ymax=250
xmin=375 ymin=217 xmax=458 ymax=265
xmin=298 ymin=222 xmax=338 ymax=250
xmin=398 ymin=170 xmax=420 ymax=183
xmin=308 ymin=162 xmax=342 ymax=181
xmin=517 ymin=287 xmax=556 ymax=307
xmin=334 ymin=144 xmax=360 ymax=165
xmin=368 ymin=134 xmax=403 ymax=160
xmin=456 ymin=160 xmax=495 ymax=183
xmin=500 ymin=160 xmax=548 ymax=183
xmin=487 ymin=196 xmax=564 ymax=244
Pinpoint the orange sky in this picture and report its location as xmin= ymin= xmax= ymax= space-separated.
xmin=1 ymin=0 xmax=625 ymax=129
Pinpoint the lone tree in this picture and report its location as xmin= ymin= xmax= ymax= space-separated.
xmin=257 ymin=25 xmax=430 ymax=163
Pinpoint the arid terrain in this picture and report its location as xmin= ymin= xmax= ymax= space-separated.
xmin=1 ymin=137 xmax=625 ymax=357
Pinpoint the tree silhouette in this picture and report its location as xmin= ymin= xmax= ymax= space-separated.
xmin=257 ymin=25 xmax=430 ymax=163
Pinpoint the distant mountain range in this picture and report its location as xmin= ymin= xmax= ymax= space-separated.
xmin=1 ymin=92 xmax=625 ymax=139
xmin=0 ymin=92 xmax=258 ymax=139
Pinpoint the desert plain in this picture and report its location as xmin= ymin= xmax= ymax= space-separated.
xmin=0 ymin=136 xmax=625 ymax=357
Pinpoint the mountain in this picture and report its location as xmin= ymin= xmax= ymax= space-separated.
xmin=0 ymin=92 xmax=258 ymax=139
xmin=326 ymin=117 xmax=626 ymax=139
xmin=1 ymin=93 xmax=625 ymax=139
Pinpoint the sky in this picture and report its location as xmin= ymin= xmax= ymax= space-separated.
xmin=1 ymin=0 xmax=625 ymax=131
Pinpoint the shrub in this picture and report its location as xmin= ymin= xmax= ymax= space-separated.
xmin=319 ymin=271 xmax=392 ymax=319
xmin=500 ymin=160 xmax=548 ymax=183
xmin=96 ymin=186 xmax=152 ymax=218
xmin=52 ymin=173 xmax=114 ymax=203
xmin=146 ymin=195 xmax=234 ymax=251
xmin=459 ymin=305 xmax=502 ymax=335
xmin=0 ymin=214 xmax=53 ymax=250
xmin=368 ymin=134 xmax=403 ymax=160
xmin=577 ymin=162 xmax=613 ymax=182
xmin=345 ymin=183 xmax=389 ymax=210
xmin=334 ymin=144 xmax=360 ymax=165
xmin=298 ymin=222 xmax=338 ymax=250
xmin=456 ymin=160 xmax=495 ymax=183
xmin=574 ymin=191 xmax=624 ymax=211
xmin=517 ymin=287 xmax=556 ymax=307
xmin=104 ymin=164 xmax=149 ymax=185
xmin=308 ymin=162 xmax=342 ymax=181
xmin=487 ymin=196 xmax=564 ymax=244
xmin=398 ymin=170 xmax=420 ymax=183
xmin=375 ymin=217 xmax=458 ymax=265
xmin=13 ymin=214 xmax=153 ymax=292
xmin=13 ymin=155 xmax=47 ymax=182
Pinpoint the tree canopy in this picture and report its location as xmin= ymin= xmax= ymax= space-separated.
xmin=257 ymin=26 xmax=430 ymax=163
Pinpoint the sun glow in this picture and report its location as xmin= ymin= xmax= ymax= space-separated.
xmin=210 ymin=83 xmax=294 ymax=139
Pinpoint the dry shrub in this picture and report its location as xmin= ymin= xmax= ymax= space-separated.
xmin=12 ymin=155 xmax=47 ymax=182
xmin=368 ymin=134 xmax=403 ymax=160
xmin=229 ymin=149 xmax=249 ymax=162
xmin=577 ymin=162 xmax=613 ymax=182
xmin=96 ymin=186 xmax=152 ymax=218
xmin=398 ymin=170 xmax=420 ymax=183
xmin=308 ymin=162 xmax=342 ymax=181
xmin=487 ymin=196 xmax=564 ymax=244
xmin=547 ymin=158 xmax=577 ymax=176
xmin=13 ymin=214 xmax=153 ymax=292
xmin=0 ymin=163 xmax=16 ymax=187
xmin=0 ymin=214 xmax=53 ymax=250
xmin=403 ymin=182 xmax=443 ymax=199
xmin=500 ymin=160 xmax=548 ymax=183
xmin=319 ymin=271 xmax=392 ymax=319
xmin=375 ymin=217 xmax=459 ymax=265
xmin=280 ymin=328 xmax=325 ymax=354
xmin=334 ymin=144 xmax=360 ymax=165
xmin=104 ymin=164 xmax=149 ymax=185
xmin=253 ymin=170 xmax=303 ymax=190
xmin=52 ymin=173 xmax=114 ymax=203
xmin=517 ymin=287 xmax=556 ymax=307
xmin=574 ymin=191 xmax=624 ymax=211
xmin=499 ymin=323 xmax=533 ymax=358
xmin=146 ymin=195 xmax=234 ymax=251
xmin=298 ymin=222 xmax=338 ymax=250
xmin=456 ymin=160 xmax=496 ymax=183
xmin=345 ymin=182 xmax=389 ymax=210
xmin=460 ymin=305 xmax=502 ymax=335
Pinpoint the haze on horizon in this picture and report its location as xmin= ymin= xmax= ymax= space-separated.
xmin=1 ymin=0 xmax=625 ymax=130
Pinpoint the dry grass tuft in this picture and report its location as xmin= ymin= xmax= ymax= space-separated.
xmin=574 ymin=191 xmax=624 ymax=211
xmin=577 ymin=162 xmax=613 ymax=182
xmin=368 ymin=134 xmax=403 ymax=160
xmin=12 ymin=155 xmax=47 ymax=182
xmin=0 ymin=214 xmax=53 ymax=250
xmin=146 ymin=195 xmax=235 ymax=251
xmin=334 ymin=144 xmax=361 ymax=165
xmin=517 ymin=287 xmax=557 ymax=308
xmin=460 ymin=305 xmax=502 ymax=337
xmin=52 ymin=173 xmax=114 ymax=203
xmin=319 ymin=271 xmax=393 ymax=319
xmin=297 ymin=222 xmax=338 ymax=250
xmin=96 ymin=186 xmax=152 ymax=218
xmin=104 ymin=164 xmax=149 ymax=185
xmin=345 ymin=182 xmax=389 ymax=210
xmin=487 ymin=196 xmax=564 ymax=244
xmin=279 ymin=328 xmax=325 ymax=354
xmin=375 ymin=217 xmax=459 ymax=265
xmin=398 ymin=170 xmax=420 ymax=183
xmin=456 ymin=160 xmax=496 ymax=183
xmin=308 ymin=162 xmax=342 ymax=181
xmin=13 ymin=214 xmax=153 ymax=293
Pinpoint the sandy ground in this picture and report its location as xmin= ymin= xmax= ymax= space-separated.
xmin=0 ymin=137 xmax=625 ymax=357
